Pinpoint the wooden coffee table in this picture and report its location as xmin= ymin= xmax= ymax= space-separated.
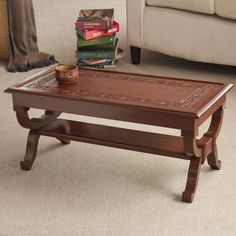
xmin=5 ymin=66 xmax=233 ymax=203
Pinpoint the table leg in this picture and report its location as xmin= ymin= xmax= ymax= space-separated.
xmin=181 ymin=105 xmax=224 ymax=202
xmin=206 ymin=106 xmax=224 ymax=170
xmin=13 ymin=106 xmax=65 ymax=170
xmin=198 ymin=106 xmax=224 ymax=170
xmin=207 ymin=147 xmax=221 ymax=170
xmin=181 ymin=129 xmax=202 ymax=203
xmin=182 ymin=155 xmax=202 ymax=203
xmin=20 ymin=130 xmax=40 ymax=171
xmin=57 ymin=138 xmax=71 ymax=145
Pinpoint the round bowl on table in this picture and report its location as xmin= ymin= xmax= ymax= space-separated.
xmin=55 ymin=64 xmax=79 ymax=84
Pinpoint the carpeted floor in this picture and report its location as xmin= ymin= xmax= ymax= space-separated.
xmin=0 ymin=0 xmax=236 ymax=235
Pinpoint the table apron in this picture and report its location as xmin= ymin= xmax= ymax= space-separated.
xmin=12 ymin=93 xmax=196 ymax=130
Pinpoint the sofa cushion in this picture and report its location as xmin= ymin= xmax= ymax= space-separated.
xmin=146 ymin=0 xmax=214 ymax=14
xmin=142 ymin=6 xmax=236 ymax=66
xmin=215 ymin=0 xmax=236 ymax=20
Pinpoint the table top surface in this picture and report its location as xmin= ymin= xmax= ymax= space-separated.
xmin=5 ymin=66 xmax=233 ymax=116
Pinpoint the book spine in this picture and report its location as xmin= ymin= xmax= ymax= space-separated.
xmin=84 ymin=30 xmax=104 ymax=40
xmin=76 ymin=20 xmax=109 ymax=30
xmin=76 ymin=21 xmax=119 ymax=40
xmin=78 ymin=59 xmax=114 ymax=65
xmin=81 ymin=30 xmax=115 ymax=40
xmin=78 ymin=42 xmax=115 ymax=51
xmin=77 ymin=51 xmax=115 ymax=59
xmin=77 ymin=35 xmax=115 ymax=48
xmin=78 ymin=64 xmax=117 ymax=69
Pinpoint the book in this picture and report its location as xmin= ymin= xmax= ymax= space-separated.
xmin=76 ymin=21 xmax=119 ymax=40
xmin=77 ymin=38 xmax=119 ymax=59
xmin=77 ymin=34 xmax=115 ymax=48
xmin=78 ymin=58 xmax=114 ymax=66
xmin=78 ymin=48 xmax=125 ymax=65
xmin=78 ymin=60 xmax=114 ymax=66
xmin=78 ymin=42 xmax=114 ymax=51
xmin=78 ymin=64 xmax=117 ymax=69
xmin=76 ymin=9 xmax=114 ymax=30
xmin=78 ymin=40 xmax=116 ymax=51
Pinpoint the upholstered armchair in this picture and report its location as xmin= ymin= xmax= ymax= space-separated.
xmin=127 ymin=0 xmax=236 ymax=66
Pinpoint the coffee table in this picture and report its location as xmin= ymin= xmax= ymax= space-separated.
xmin=5 ymin=66 xmax=233 ymax=203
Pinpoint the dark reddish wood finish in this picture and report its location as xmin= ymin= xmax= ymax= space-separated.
xmin=5 ymin=66 xmax=233 ymax=203
xmin=20 ymin=130 xmax=40 ymax=171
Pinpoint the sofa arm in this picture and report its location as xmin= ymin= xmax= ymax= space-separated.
xmin=126 ymin=0 xmax=146 ymax=48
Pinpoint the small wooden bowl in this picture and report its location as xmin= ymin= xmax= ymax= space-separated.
xmin=55 ymin=64 xmax=78 ymax=84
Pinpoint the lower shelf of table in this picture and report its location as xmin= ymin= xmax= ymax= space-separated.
xmin=39 ymin=119 xmax=190 ymax=160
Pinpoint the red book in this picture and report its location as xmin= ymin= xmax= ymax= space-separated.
xmin=76 ymin=9 xmax=114 ymax=30
xmin=76 ymin=20 xmax=109 ymax=30
xmin=76 ymin=21 xmax=120 ymax=40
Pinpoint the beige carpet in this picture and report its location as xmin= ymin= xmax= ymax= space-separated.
xmin=1 ymin=0 xmax=236 ymax=235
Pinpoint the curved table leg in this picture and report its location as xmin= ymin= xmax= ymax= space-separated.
xmin=13 ymin=106 xmax=62 ymax=170
xmin=206 ymin=107 xmax=224 ymax=170
xmin=181 ymin=129 xmax=202 ymax=203
xmin=20 ymin=130 xmax=40 ymax=171
xmin=181 ymin=105 xmax=224 ymax=202
xmin=55 ymin=120 xmax=72 ymax=145
xmin=207 ymin=146 xmax=221 ymax=170
xmin=198 ymin=106 xmax=224 ymax=170
xmin=14 ymin=106 xmax=61 ymax=130
xmin=182 ymin=156 xmax=202 ymax=203
xmin=57 ymin=138 xmax=71 ymax=145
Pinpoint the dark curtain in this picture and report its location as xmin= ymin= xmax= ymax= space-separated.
xmin=7 ymin=0 xmax=56 ymax=72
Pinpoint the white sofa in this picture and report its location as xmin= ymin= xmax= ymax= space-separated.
xmin=127 ymin=0 xmax=236 ymax=66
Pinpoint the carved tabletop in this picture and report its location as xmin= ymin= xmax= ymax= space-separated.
xmin=5 ymin=67 xmax=231 ymax=116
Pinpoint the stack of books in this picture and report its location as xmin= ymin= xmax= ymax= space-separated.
xmin=75 ymin=8 xmax=124 ymax=69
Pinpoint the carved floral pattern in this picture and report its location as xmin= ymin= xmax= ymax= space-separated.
xmin=25 ymin=70 xmax=211 ymax=107
xmin=79 ymin=70 xmax=197 ymax=88
xmin=79 ymin=89 xmax=181 ymax=107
